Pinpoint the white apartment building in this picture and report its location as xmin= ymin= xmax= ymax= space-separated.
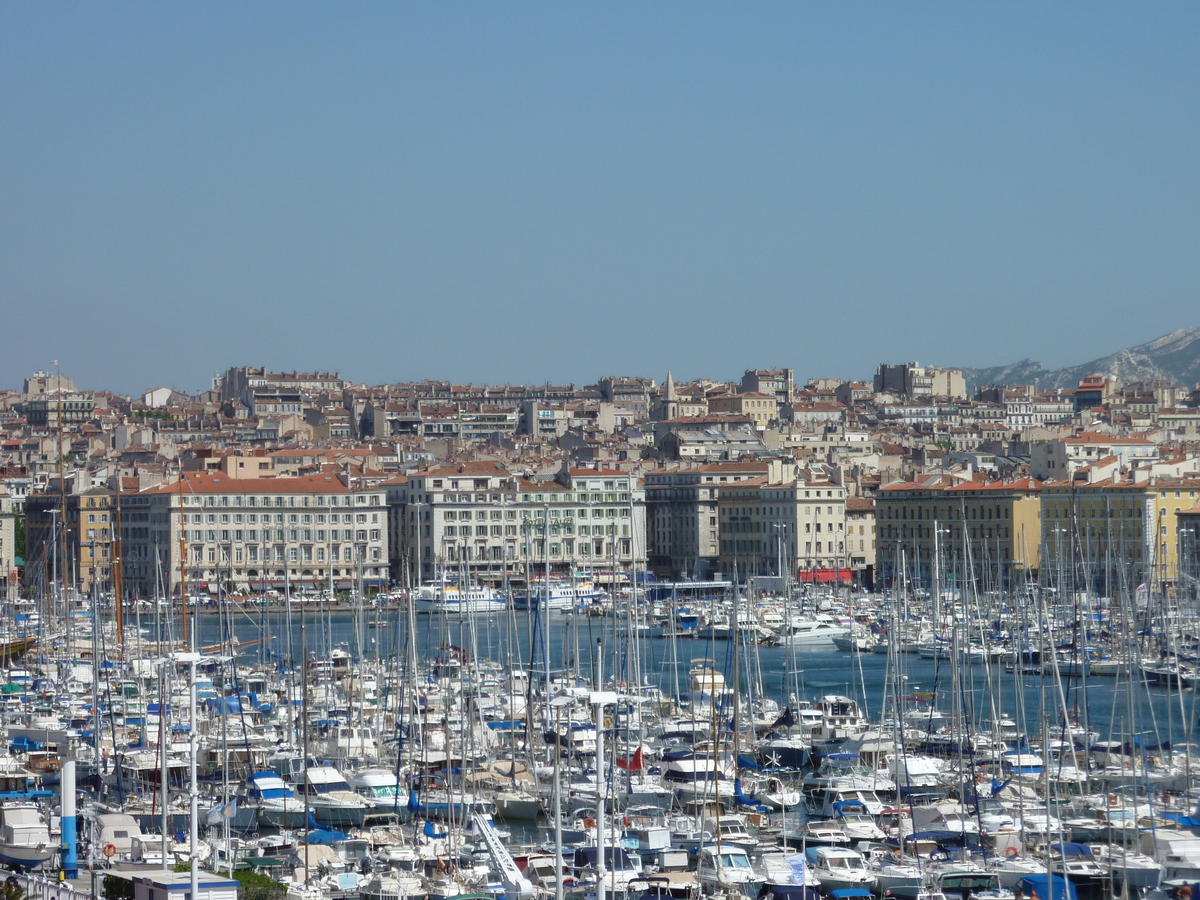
xmin=389 ymin=462 xmax=646 ymax=585
xmin=121 ymin=472 xmax=388 ymax=597
xmin=1004 ymin=397 xmax=1073 ymax=429
xmin=1030 ymin=432 xmax=1159 ymax=480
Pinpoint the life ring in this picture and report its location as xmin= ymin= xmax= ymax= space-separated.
xmin=604 ymin=717 xmax=613 ymax=728
xmin=623 ymin=817 xmax=631 ymax=827
xmin=583 ymin=817 xmax=596 ymax=829
xmin=1005 ymin=847 xmax=1019 ymax=858
xmin=104 ymin=843 xmax=117 ymax=858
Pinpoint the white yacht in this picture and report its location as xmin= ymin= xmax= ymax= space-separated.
xmin=663 ymin=757 xmax=735 ymax=803
xmin=810 ymin=695 xmax=871 ymax=754
xmin=783 ymin=613 xmax=851 ymax=645
xmin=696 ymin=845 xmax=759 ymax=891
xmin=805 ymin=846 xmax=875 ymax=892
xmin=346 ymin=767 xmax=408 ymax=812
xmin=293 ymin=766 xmax=372 ymax=827
xmin=413 ymin=578 xmax=506 ymax=614
xmin=248 ymin=770 xmax=308 ymax=829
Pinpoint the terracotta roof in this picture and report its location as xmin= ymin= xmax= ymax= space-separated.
xmin=142 ymin=472 xmax=351 ymax=495
xmin=1065 ymin=432 xmax=1153 ymax=445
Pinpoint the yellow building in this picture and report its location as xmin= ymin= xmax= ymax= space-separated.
xmin=1041 ymin=476 xmax=1200 ymax=589
xmin=707 ymin=392 xmax=778 ymax=428
xmin=876 ymin=476 xmax=1043 ymax=585
xmin=718 ymin=477 xmax=848 ymax=576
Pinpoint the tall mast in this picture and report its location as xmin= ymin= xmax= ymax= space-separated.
xmin=57 ymin=364 xmax=68 ymax=648
xmin=114 ymin=472 xmax=124 ymax=653
xmin=179 ymin=473 xmax=189 ymax=648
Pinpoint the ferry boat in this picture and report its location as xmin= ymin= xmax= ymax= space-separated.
xmin=412 ymin=577 xmax=507 ymax=614
xmin=513 ymin=575 xmax=603 ymax=610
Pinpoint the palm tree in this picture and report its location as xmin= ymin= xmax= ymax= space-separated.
xmin=2 ymin=875 xmax=27 ymax=900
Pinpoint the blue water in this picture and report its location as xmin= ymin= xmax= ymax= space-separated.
xmin=170 ymin=605 xmax=1200 ymax=747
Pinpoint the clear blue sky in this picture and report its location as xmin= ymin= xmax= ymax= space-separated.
xmin=2 ymin=3 xmax=1197 ymax=395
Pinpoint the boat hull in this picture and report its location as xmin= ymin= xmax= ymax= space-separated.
xmin=0 ymin=843 xmax=55 ymax=870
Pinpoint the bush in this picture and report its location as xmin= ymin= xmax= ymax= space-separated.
xmin=234 ymin=869 xmax=287 ymax=900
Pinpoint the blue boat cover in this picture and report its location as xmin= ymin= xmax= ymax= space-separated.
xmin=306 ymin=829 xmax=347 ymax=844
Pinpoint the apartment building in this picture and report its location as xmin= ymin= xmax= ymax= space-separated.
xmin=389 ymin=462 xmax=646 ymax=585
xmin=25 ymin=485 xmax=116 ymax=595
xmin=120 ymin=472 xmax=388 ymax=597
xmin=25 ymin=392 xmax=95 ymax=429
xmin=1003 ymin=396 xmax=1073 ymax=429
xmin=0 ymin=491 xmax=15 ymax=603
xmin=1040 ymin=476 xmax=1200 ymax=589
xmin=1030 ymin=432 xmax=1158 ymax=481
xmin=875 ymin=476 xmax=1043 ymax=585
xmin=739 ymin=369 xmax=795 ymax=405
xmin=707 ymin=393 xmax=778 ymax=428
xmin=846 ymin=497 xmax=877 ymax=588
xmin=644 ymin=461 xmax=772 ymax=578
xmin=873 ymin=363 xmax=966 ymax=400
xmin=717 ymin=477 xmax=849 ymax=580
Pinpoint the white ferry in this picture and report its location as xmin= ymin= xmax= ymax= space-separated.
xmin=513 ymin=576 xmax=603 ymax=610
xmin=412 ymin=577 xmax=507 ymax=614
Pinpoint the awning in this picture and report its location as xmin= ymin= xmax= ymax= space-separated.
xmin=797 ymin=567 xmax=852 ymax=584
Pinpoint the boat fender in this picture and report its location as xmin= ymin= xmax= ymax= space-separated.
xmin=1005 ymin=847 xmax=1019 ymax=858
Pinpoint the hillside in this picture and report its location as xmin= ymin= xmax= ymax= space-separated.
xmin=959 ymin=327 xmax=1200 ymax=393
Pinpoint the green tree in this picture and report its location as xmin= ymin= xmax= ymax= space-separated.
xmin=234 ymin=869 xmax=287 ymax=900
xmin=1 ymin=877 xmax=27 ymax=900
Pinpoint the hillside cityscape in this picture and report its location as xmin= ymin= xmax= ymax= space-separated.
xmin=3 ymin=325 xmax=1200 ymax=602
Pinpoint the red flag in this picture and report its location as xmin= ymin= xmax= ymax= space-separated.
xmin=616 ymin=747 xmax=645 ymax=772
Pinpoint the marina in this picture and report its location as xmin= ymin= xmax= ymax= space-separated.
xmin=5 ymin=578 xmax=1200 ymax=900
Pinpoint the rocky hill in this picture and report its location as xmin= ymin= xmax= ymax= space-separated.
xmin=959 ymin=327 xmax=1200 ymax=393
